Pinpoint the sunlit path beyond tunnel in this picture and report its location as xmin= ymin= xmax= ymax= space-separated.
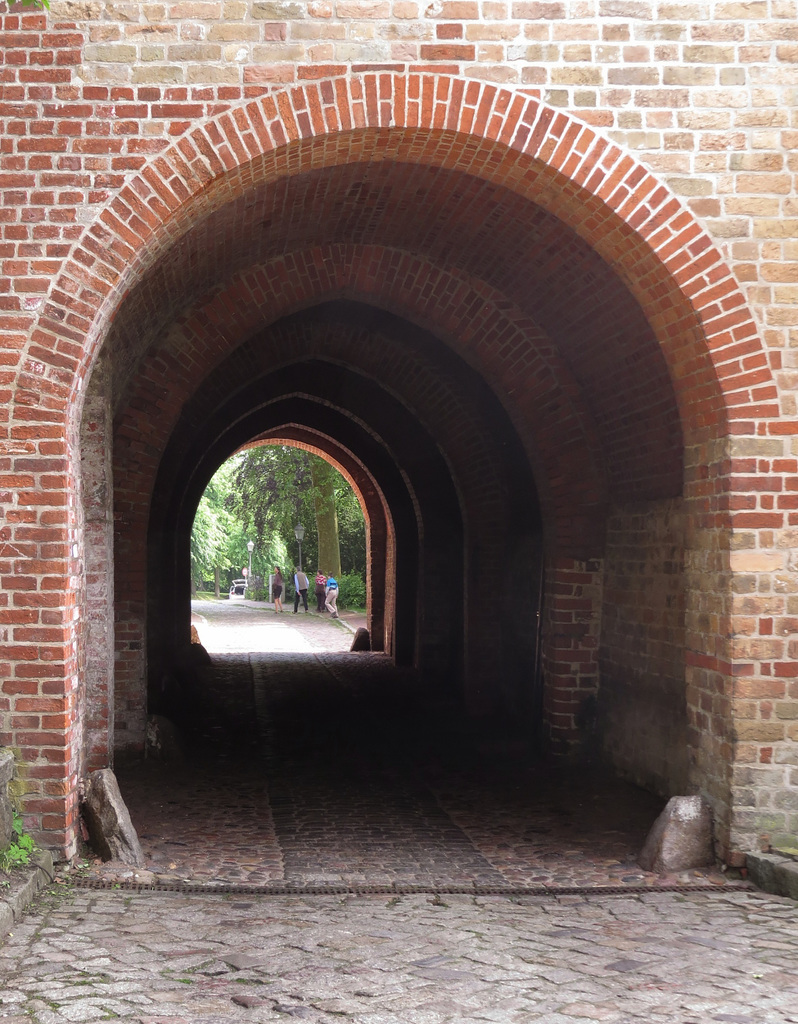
xmin=103 ymin=604 xmax=737 ymax=893
xmin=191 ymin=598 xmax=358 ymax=655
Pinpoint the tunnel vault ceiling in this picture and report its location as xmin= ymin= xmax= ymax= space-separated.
xmin=110 ymin=142 xmax=685 ymax=544
xmin=141 ymin=305 xmax=545 ymax=707
xmin=151 ymin=305 xmax=542 ymax=548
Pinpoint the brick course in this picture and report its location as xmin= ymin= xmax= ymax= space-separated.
xmin=1 ymin=1 xmax=797 ymax=860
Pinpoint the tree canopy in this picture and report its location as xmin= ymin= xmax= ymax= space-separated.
xmin=191 ymin=446 xmax=366 ymax=593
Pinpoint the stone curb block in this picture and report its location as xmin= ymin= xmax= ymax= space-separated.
xmin=0 ymin=850 xmax=55 ymax=942
xmin=746 ymin=852 xmax=798 ymax=901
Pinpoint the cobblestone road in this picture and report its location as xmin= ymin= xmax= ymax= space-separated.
xmin=1 ymin=886 xmax=797 ymax=1023
xmin=90 ymin=600 xmax=737 ymax=891
xmin=3 ymin=601 xmax=797 ymax=1023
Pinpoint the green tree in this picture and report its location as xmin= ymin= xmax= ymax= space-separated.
xmin=192 ymin=446 xmax=366 ymax=598
xmin=190 ymin=459 xmax=241 ymax=592
xmin=310 ymin=458 xmax=341 ymax=578
xmin=13 ymin=1 xmax=50 ymax=9
xmin=336 ymin=484 xmax=366 ymax=575
xmin=227 ymin=446 xmax=365 ymax=578
xmin=228 ymin=446 xmax=316 ymax=570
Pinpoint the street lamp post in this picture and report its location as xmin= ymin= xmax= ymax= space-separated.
xmin=294 ymin=522 xmax=304 ymax=571
xmin=247 ymin=539 xmax=254 ymax=594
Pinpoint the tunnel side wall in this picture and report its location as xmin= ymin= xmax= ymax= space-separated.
xmin=598 ymin=499 xmax=688 ymax=797
xmin=80 ymin=351 xmax=117 ymax=773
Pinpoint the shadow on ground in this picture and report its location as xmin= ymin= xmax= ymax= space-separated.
xmin=97 ymin=647 xmax=731 ymax=891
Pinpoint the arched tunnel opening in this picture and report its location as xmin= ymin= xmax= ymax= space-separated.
xmin=148 ymin=301 xmax=545 ymax=730
xmin=75 ymin=128 xmax=698 ymax=882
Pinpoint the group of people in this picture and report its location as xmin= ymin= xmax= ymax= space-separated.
xmin=270 ymin=567 xmax=339 ymax=618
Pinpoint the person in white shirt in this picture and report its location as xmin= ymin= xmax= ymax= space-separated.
xmin=293 ymin=568 xmax=309 ymax=612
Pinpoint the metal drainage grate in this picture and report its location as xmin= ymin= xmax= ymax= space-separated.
xmin=67 ymin=878 xmax=751 ymax=898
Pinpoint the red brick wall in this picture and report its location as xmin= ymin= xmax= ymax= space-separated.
xmin=541 ymin=558 xmax=602 ymax=751
xmin=1 ymin=2 xmax=796 ymax=859
xmin=599 ymin=499 xmax=688 ymax=796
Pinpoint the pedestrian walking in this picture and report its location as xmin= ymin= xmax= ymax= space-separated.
xmin=325 ymin=574 xmax=339 ymax=618
xmin=272 ymin=566 xmax=283 ymax=613
xmin=315 ymin=570 xmax=327 ymax=612
xmin=293 ymin=568 xmax=309 ymax=612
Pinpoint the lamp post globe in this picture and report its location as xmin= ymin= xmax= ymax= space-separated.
xmin=247 ymin=539 xmax=254 ymax=592
xmin=294 ymin=523 xmax=305 ymax=571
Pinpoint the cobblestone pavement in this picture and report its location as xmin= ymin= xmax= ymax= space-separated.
xmin=1 ymin=885 xmax=797 ymax=1023
xmin=4 ymin=602 xmax=796 ymax=1023
xmin=78 ymin=601 xmax=737 ymax=893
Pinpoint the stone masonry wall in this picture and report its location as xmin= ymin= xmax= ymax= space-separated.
xmin=79 ymin=347 xmax=114 ymax=773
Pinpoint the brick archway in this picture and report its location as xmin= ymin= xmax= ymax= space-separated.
xmin=28 ymin=76 xmax=772 ymax=429
xmin=8 ymin=74 xmax=778 ymax=860
xmin=238 ymin=430 xmax=394 ymax=660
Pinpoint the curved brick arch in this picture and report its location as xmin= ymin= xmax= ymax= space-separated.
xmin=25 ymin=73 xmax=775 ymax=444
xmin=223 ymin=430 xmax=394 ymax=659
xmin=134 ymin=313 xmax=543 ymax=726
xmin=115 ymin=250 xmax=606 ymax=557
xmin=10 ymin=73 xmax=778 ymax=861
xmin=151 ymin=377 xmax=470 ymax=694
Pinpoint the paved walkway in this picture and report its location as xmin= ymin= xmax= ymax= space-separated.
xmin=1 ymin=885 xmax=797 ymax=1023
xmin=191 ymin=597 xmax=364 ymax=654
xmin=3 ymin=600 xmax=797 ymax=1023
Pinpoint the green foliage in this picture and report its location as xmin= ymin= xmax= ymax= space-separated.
xmin=191 ymin=463 xmax=239 ymax=583
xmin=191 ymin=447 xmax=366 ymax=600
xmin=190 ymin=456 xmax=291 ymax=591
xmin=228 ymin=446 xmax=319 ymax=569
xmin=228 ymin=448 xmax=365 ymax=574
xmin=336 ymin=486 xmax=366 ymax=576
xmin=338 ymin=572 xmax=366 ymax=610
xmin=0 ymin=811 xmax=37 ymax=874
xmin=14 ymin=0 xmax=50 ymax=8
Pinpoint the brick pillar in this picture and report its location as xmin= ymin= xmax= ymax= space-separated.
xmin=80 ymin=351 xmax=115 ymax=772
xmin=683 ymin=437 xmax=736 ymax=859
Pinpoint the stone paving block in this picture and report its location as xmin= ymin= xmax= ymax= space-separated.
xmin=12 ymin=889 xmax=798 ymax=1021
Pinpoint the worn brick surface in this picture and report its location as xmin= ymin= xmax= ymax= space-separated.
xmin=0 ymin=2 xmax=796 ymax=864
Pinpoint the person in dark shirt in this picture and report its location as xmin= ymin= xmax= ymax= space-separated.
xmin=315 ymin=570 xmax=327 ymax=612
xmin=273 ymin=567 xmax=283 ymax=613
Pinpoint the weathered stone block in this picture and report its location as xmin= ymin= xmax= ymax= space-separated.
xmin=350 ymin=627 xmax=371 ymax=652
xmin=638 ymin=796 xmax=714 ymax=873
xmin=0 ymin=750 xmax=14 ymax=849
xmin=82 ymin=769 xmax=144 ymax=866
xmin=747 ymin=850 xmax=798 ymax=899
